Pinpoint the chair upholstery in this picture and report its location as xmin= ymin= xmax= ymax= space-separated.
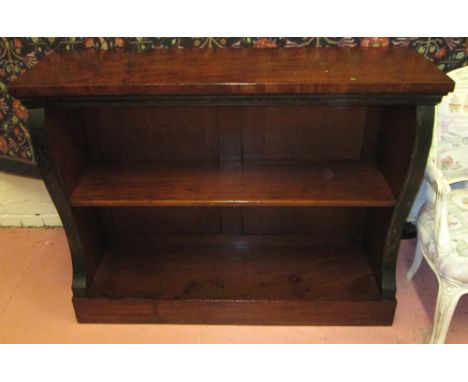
xmin=418 ymin=191 xmax=468 ymax=283
xmin=408 ymin=66 xmax=468 ymax=344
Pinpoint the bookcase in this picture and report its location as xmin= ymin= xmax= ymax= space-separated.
xmin=9 ymin=48 xmax=453 ymax=325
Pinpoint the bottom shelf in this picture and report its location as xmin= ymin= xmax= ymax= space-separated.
xmin=77 ymin=238 xmax=396 ymax=325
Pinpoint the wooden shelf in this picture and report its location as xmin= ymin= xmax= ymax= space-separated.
xmin=88 ymin=239 xmax=380 ymax=302
xmin=70 ymin=162 xmax=396 ymax=207
xmin=9 ymin=48 xmax=453 ymax=97
xmin=75 ymin=238 xmax=394 ymax=324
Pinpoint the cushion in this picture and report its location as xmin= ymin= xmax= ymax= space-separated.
xmin=418 ymin=189 xmax=468 ymax=283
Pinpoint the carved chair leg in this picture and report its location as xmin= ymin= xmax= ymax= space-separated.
xmin=407 ymin=239 xmax=424 ymax=281
xmin=430 ymin=277 xmax=463 ymax=344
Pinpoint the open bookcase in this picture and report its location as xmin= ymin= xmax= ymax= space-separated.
xmin=9 ymin=48 xmax=453 ymax=324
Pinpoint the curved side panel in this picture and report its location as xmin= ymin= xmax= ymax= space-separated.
xmin=28 ymin=108 xmax=87 ymax=297
xmin=381 ymin=105 xmax=435 ymax=299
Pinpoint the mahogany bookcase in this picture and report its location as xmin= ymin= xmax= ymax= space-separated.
xmin=9 ymin=48 xmax=454 ymax=325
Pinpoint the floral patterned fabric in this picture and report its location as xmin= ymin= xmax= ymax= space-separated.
xmin=435 ymin=67 xmax=468 ymax=181
xmin=418 ymin=191 xmax=468 ymax=282
xmin=1 ymin=37 xmax=468 ymax=165
xmin=416 ymin=65 xmax=468 ymax=283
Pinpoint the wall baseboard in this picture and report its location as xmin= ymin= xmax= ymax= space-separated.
xmin=0 ymin=171 xmax=62 ymax=227
xmin=0 ymin=157 xmax=41 ymax=179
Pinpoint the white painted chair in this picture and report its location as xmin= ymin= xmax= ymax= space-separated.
xmin=407 ymin=66 xmax=468 ymax=343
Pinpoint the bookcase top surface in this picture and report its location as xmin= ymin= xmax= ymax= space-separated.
xmin=9 ymin=47 xmax=454 ymax=98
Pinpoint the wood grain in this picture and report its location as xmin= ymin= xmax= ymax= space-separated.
xmin=240 ymin=106 xmax=368 ymax=161
xmin=82 ymin=106 xmax=372 ymax=164
xmin=88 ymin=241 xmax=381 ymax=301
xmin=9 ymin=48 xmax=453 ymax=97
xmin=69 ymin=162 xmax=396 ymax=207
xmin=100 ymin=207 xmax=221 ymax=235
xmin=19 ymin=48 xmax=445 ymax=325
xmin=73 ymin=298 xmax=396 ymax=325
xmin=91 ymin=107 xmax=218 ymax=163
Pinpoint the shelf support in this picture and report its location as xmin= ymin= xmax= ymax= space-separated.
xmin=28 ymin=108 xmax=88 ymax=297
xmin=381 ymin=105 xmax=435 ymax=299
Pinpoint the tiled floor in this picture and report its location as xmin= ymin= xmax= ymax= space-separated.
xmin=0 ymin=228 xmax=467 ymax=343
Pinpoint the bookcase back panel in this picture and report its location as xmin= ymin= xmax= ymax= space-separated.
xmin=98 ymin=206 xmax=366 ymax=243
xmin=100 ymin=207 xmax=221 ymax=235
xmin=86 ymin=107 xmax=219 ymax=163
xmin=243 ymin=207 xmax=365 ymax=239
xmin=83 ymin=106 xmax=378 ymax=164
xmin=239 ymin=106 xmax=368 ymax=161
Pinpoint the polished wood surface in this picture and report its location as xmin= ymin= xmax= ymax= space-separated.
xmin=89 ymin=106 xmax=370 ymax=163
xmin=69 ymin=162 xmax=396 ymax=207
xmin=73 ymin=298 xmax=396 ymax=325
xmin=89 ymin=240 xmax=380 ymax=301
xmin=99 ymin=207 xmax=365 ymax=240
xmin=15 ymin=48 xmax=451 ymax=325
xmin=9 ymin=48 xmax=453 ymax=97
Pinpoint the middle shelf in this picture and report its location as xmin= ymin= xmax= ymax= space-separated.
xmin=69 ymin=161 xmax=396 ymax=207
